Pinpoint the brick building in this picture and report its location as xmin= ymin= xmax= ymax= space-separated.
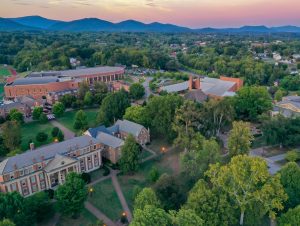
xmin=0 ymin=136 xmax=102 ymax=197
xmin=4 ymin=66 xmax=125 ymax=100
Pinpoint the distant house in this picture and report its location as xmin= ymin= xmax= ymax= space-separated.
xmin=273 ymin=96 xmax=300 ymax=117
xmin=0 ymin=102 xmax=31 ymax=118
xmin=85 ymin=120 xmax=150 ymax=163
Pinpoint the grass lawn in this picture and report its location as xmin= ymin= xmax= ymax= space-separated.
xmin=56 ymin=208 xmax=98 ymax=226
xmin=139 ymin=149 xmax=153 ymax=160
xmin=0 ymin=67 xmax=11 ymax=77
xmin=88 ymin=178 xmax=123 ymax=221
xmin=146 ymin=136 xmax=173 ymax=154
xmin=21 ymin=121 xmax=55 ymax=151
xmin=56 ymin=108 xmax=98 ymax=133
xmin=89 ymin=167 xmax=106 ymax=182
xmin=118 ymin=144 xmax=180 ymax=210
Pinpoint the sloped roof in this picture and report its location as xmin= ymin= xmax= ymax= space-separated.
xmin=11 ymin=77 xmax=59 ymax=86
xmin=184 ymin=90 xmax=208 ymax=103
xmin=0 ymin=135 xmax=98 ymax=174
xmin=200 ymin=77 xmax=236 ymax=97
xmin=44 ymin=154 xmax=78 ymax=173
xmin=86 ymin=125 xmax=111 ymax=138
xmin=160 ymin=81 xmax=189 ymax=93
xmin=96 ymin=132 xmax=124 ymax=149
xmin=115 ymin=119 xmax=145 ymax=137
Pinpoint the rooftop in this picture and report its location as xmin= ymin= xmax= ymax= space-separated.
xmin=115 ymin=119 xmax=145 ymax=137
xmin=0 ymin=135 xmax=99 ymax=174
xmin=10 ymin=77 xmax=59 ymax=86
xmin=96 ymin=132 xmax=124 ymax=149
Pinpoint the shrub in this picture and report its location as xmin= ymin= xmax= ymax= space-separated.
xmin=39 ymin=113 xmax=48 ymax=124
xmin=148 ymin=166 xmax=160 ymax=182
xmin=45 ymin=189 xmax=55 ymax=199
xmin=286 ymin=150 xmax=299 ymax=162
xmin=57 ymin=130 xmax=64 ymax=142
xmin=81 ymin=173 xmax=91 ymax=184
xmin=102 ymin=166 xmax=110 ymax=176
xmin=36 ymin=132 xmax=48 ymax=142
xmin=51 ymin=127 xmax=60 ymax=137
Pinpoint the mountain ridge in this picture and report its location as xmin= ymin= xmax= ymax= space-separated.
xmin=1 ymin=16 xmax=300 ymax=33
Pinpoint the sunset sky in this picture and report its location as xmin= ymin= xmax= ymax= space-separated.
xmin=1 ymin=0 xmax=300 ymax=28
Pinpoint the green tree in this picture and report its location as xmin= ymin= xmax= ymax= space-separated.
xmin=153 ymin=174 xmax=186 ymax=210
xmin=52 ymin=102 xmax=65 ymax=118
xmin=279 ymin=162 xmax=300 ymax=210
xmin=55 ymin=173 xmax=88 ymax=218
xmin=206 ymin=155 xmax=287 ymax=225
xmin=134 ymin=188 xmax=160 ymax=210
xmin=285 ymin=150 xmax=299 ymax=162
xmin=123 ymin=105 xmax=148 ymax=126
xmin=228 ymin=121 xmax=254 ymax=157
xmin=131 ymin=205 xmax=171 ymax=226
xmin=146 ymin=94 xmax=183 ymax=140
xmin=148 ymin=166 xmax=160 ymax=182
xmin=94 ymin=81 xmax=108 ymax=94
xmin=172 ymin=100 xmax=200 ymax=150
xmin=274 ymin=89 xmax=284 ymax=102
xmin=170 ymin=209 xmax=204 ymax=226
xmin=8 ymin=109 xmax=23 ymax=123
xmin=0 ymin=219 xmax=15 ymax=226
xmin=0 ymin=192 xmax=34 ymax=226
xmin=129 ymin=83 xmax=145 ymax=100
xmin=60 ymin=94 xmax=76 ymax=108
xmin=1 ymin=121 xmax=21 ymax=151
xmin=119 ymin=135 xmax=140 ymax=174
xmin=84 ymin=91 xmax=93 ymax=107
xmin=97 ymin=90 xmax=130 ymax=125
xmin=78 ymin=82 xmax=90 ymax=100
xmin=32 ymin=106 xmax=43 ymax=120
xmin=73 ymin=110 xmax=88 ymax=130
xmin=184 ymin=179 xmax=238 ymax=226
xmin=234 ymin=86 xmax=272 ymax=121
xmin=180 ymin=138 xmax=220 ymax=181
xmin=199 ymin=98 xmax=235 ymax=137
xmin=39 ymin=113 xmax=48 ymax=124
xmin=51 ymin=127 xmax=60 ymax=137
xmin=278 ymin=205 xmax=300 ymax=226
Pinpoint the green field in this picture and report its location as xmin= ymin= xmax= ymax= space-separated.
xmin=21 ymin=121 xmax=55 ymax=151
xmin=57 ymin=208 xmax=98 ymax=226
xmin=88 ymin=178 xmax=123 ymax=221
xmin=56 ymin=108 xmax=99 ymax=133
xmin=0 ymin=67 xmax=11 ymax=77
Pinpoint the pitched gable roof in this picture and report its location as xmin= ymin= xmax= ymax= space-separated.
xmin=86 ymin=125 xmax=111 ymax=138
xmin=96 ymin=132 xmax=124 ymax=148
xmin=115 ymin=119 xmax=145 ymax=137
xmin=44 ymin=154 xmax=78 ymax=173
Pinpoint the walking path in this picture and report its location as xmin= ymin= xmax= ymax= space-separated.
xmin=85 ymin=202 xmax=117 ymax=226
xmin=111 ymin=170 xmax=133 ymax=222
xmin=50 ymin=120 xmax=75 ymax=140
xmin=140 ymin=146 xmax=158 ymax=163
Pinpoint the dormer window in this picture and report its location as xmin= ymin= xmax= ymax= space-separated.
xmin=61 ymin=161 xmax=65 ymax=165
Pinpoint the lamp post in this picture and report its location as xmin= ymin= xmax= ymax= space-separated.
xmin=121 ymin=211 xmax=127 ymax=224
xmin=89 ymin=187 xmax=94 ymax=197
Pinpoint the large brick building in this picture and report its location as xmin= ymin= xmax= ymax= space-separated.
xmin=0 ymin=136 xmax=103 ymax=197
xmin=4 ymin=66 xmax=125 ymax=100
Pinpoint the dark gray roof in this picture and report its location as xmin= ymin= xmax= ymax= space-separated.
xmin=115 ymin=119 xmax=145 ymax=136
xmin=107 ymin=125 xmax=119 ymax=134
xmin=11 ymin=77 xmax=59 ymax=86
xmin=160 ymin=81 xmax=189 ymax=93
xmin=96 ymin=132 xmax=124 ymax=148
xmin=0 ymin=102 xmax=25 ymax=110
xmin=27 ymin=66 xmax=124 ymax=79
xmin=86 ymin=125 xmax=111 ymax=138
xmin=184 ymin=90 xmax=208 ymax=103
xmin=60 ymin=66 xmax=124 ymax=77
xmin=0 ymin=135 xmax=99 ymax=174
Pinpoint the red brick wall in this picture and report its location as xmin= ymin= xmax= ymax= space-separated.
xmin=220 ymin=76 xmax=243 ymax=91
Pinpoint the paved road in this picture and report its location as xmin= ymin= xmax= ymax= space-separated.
xmin=142 ymin=77 xmax=153 ymax=99
xmin=85 ymin=202 xmax=117 ymax=226
xmin=50 ymin=120 xmax=75 ymax=140
xmin=250 ymin=148 xmax=285 ymax=175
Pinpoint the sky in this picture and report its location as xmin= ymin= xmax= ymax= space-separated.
xmin=1 ymin=0 xmax=300 ymax=28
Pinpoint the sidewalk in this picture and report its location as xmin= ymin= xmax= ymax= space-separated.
xmin=85 ymin=202 xmax=117 ymax=226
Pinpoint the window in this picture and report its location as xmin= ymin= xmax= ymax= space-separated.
xmin=19 ymin=170 xmax=24 ymax=176
xmin=30 ymin=176 xmax=36 ymax=183
xmin=10 ymin=175 xmax=14 ymax=180
xmin=38 ymin=165 xmax=42 ymax=170
xmin=39 ymin=173 xmax=44 ymax=180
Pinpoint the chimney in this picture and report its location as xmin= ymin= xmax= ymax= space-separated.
xmin=194 ymin=78 xmax=201 ymax=90
xmin=30 ymin=143 xmax=35 ymax=151
xmin=189 ymin=75 xmax=193 ymax=91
